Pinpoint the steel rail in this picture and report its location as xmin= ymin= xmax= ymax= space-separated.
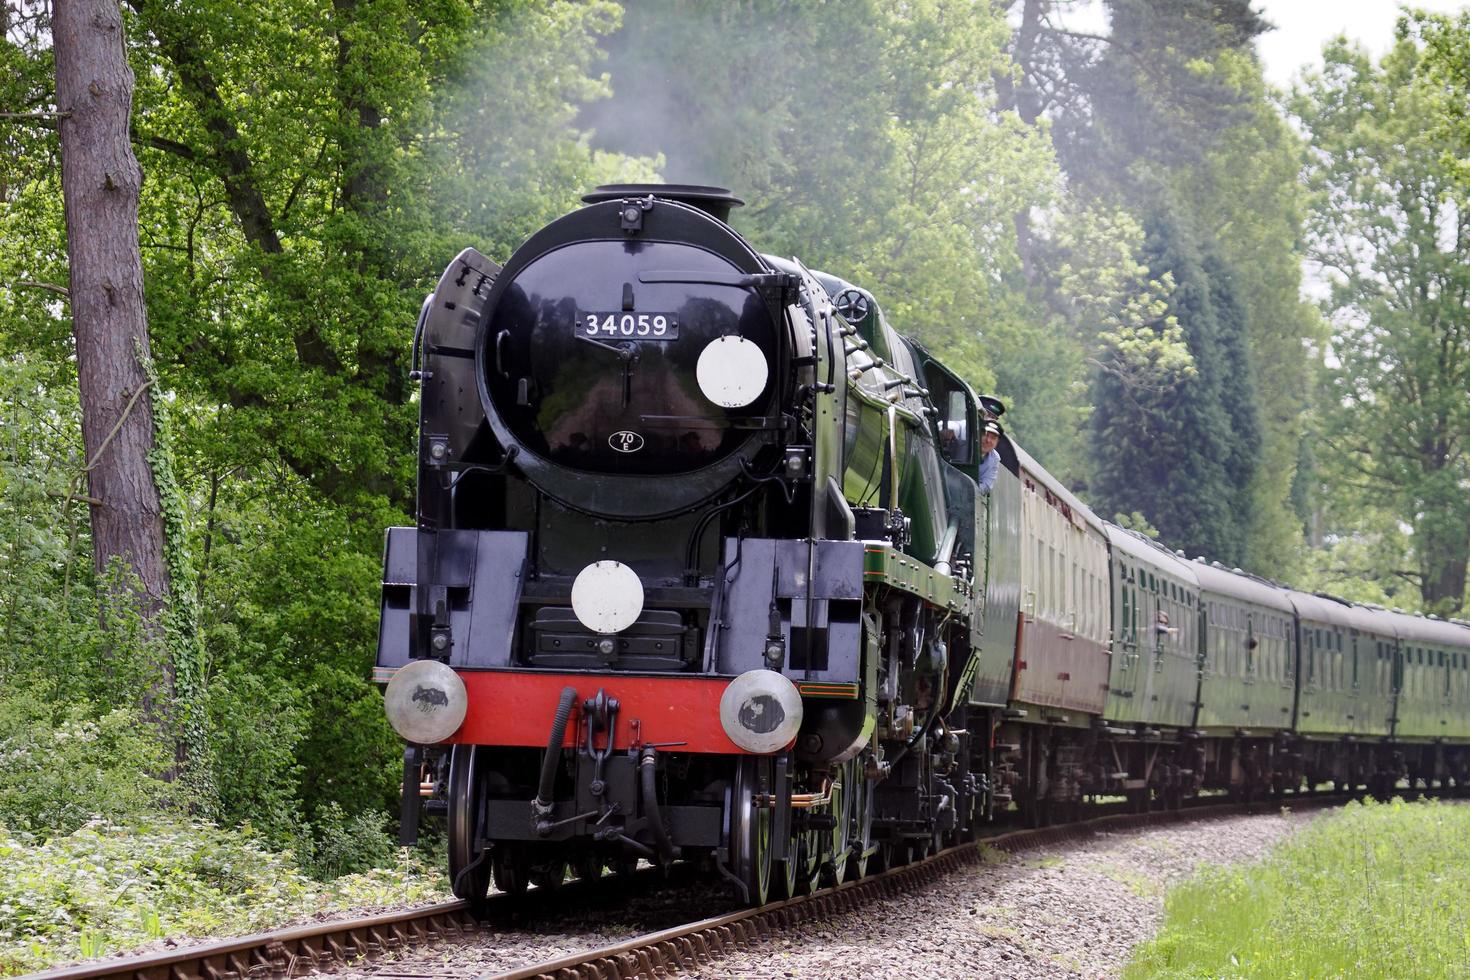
xmin=22 ymin=796 xmax=1349 ymax=980
xmin=22 ymin=901 xmax=479 ymax=980
xmin=483 ymin=800 xmax=1286 ymax=980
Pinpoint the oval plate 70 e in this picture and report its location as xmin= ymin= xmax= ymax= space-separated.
xmin=578 ymin=311 xmax=680 ymax=340
xmin=609 ymin=430 xmax=645 ymax=453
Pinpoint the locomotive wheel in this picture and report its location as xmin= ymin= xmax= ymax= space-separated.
xmin=790 ymin=831 xmax=821 ymax=897
xmin=447 ymin=745 xmax=492 ymax=903
xmin=772 ymin=837 xmax=800 ymax=900
xmin=611 ymin=852 xmax=639 ymax=881
xmin=492 ymin=846 xmax=529 ymax=896
xmin=574 ymin=853 xmax=604 ymax=883
xmin=729 ymin=756 xmax=773 ymax=905
xmin=531 ymin=858 xmax=568 ymax=892
xmin=820 ymin=768 xmax=851 ymax=887
xmin=847 ymin=769 xmax=875 ymax=882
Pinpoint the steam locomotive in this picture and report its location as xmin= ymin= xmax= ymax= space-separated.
xmin=377 ymin=184 xmax=1470 ymax=907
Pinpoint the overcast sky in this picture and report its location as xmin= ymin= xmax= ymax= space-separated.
xmin=1255 ymin=0 xmax=1469 ymax=86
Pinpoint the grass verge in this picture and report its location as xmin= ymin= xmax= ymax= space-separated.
xmin=0 ymin=819 xmax=448 ymax=976
xmin=1125 ymin=797 xmax=1470 ymax=979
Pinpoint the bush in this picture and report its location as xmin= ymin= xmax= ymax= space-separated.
xmin=205 ymin=661 xmax=308 ymax=846
xmin=0 ymin=693 xmax=171 ymax=838
xmin=0 ymin=818 xmax=447 ymax=976
xmin=307 ymin=801 xmax=396 ymax=880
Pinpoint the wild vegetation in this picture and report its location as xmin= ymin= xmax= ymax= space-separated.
xmin=1 ymin=0 xmax=1468 ymax=968
xmin=0 ymin=818 xmax=446 ymax=975
xmin=1125 ymin=798 xmax=1470 ymax=979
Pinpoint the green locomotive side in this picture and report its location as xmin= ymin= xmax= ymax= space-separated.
xmin=970 ymin=464 xmax=1024 ymax=707
xmin=827 ymin=286 xmax=949 ymax=564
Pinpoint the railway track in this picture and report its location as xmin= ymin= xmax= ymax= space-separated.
xmin=24 ymin=797 xmax=1347 ymax=980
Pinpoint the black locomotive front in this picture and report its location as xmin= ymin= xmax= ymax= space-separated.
xmin=474 ymin=185 xmax=793 ymax=521
xmin=378 ymin=183 xmax=1001 ymax=910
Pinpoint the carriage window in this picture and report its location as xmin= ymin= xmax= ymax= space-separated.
xmin=1122 ymin=587 xmax=1131 ymax=641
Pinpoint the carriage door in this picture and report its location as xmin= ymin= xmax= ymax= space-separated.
xmin=1110 ymin=560 xmax=1142 ymax=720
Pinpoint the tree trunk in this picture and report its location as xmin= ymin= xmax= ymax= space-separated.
xmin=54 ymin=0 xmax=175 ymax=733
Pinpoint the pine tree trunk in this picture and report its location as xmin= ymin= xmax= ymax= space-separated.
xmin=54 ymin=0 xmax=175 ymax=736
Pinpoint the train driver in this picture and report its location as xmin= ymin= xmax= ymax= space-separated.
xmin=977 ymin=420 xmax=1002 ymax=494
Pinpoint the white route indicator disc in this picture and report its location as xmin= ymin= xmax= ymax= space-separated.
xmin=571 ymin=560 xmax=645 ymax=634
xmin=696 ymin=336 xmax=768 ymax=408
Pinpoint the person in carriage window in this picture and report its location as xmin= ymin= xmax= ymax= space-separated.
xmin=977 ymin=420 xmax=1002 ymax=494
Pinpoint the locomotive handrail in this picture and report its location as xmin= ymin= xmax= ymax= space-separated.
xmin=409 ymin=292 xmax=432 ymax=381
xmin=637 ymin=270 xmax=797 ymax=295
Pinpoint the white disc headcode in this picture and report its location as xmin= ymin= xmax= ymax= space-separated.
xmin=719 ymin=669 xmax=804 ymax=753
xmin=696 ymin=336 xmax=768 ymax=408
xmin=571 ymin=560 xmax=645 ymax=634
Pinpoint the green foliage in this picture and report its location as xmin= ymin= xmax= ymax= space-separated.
xmin=1111 ymin=512 xmax=1160 ymax=539
xmin=591 ymin=0 xmax=1055 ymax=395
xmin=1125 ymin=798 xmax=1470 ymax=979
xmin=1291 ymin=34 xmax=1470 ymax=614
xmin=1090 ymin=212 xmax=1257 ymax=564
xmin=997 ymin=2 xmax=1312 ymax=561
xmin=0 ymin=362 xmax=184 ymax=836
xmin=306 ymin=802 xmax=395 ymax=880
xmin=139 ymin=346 xmax=217 ymax=814
xmin=4 ymin=0 xmax=658 ymax=844
xmin=0 ymin=819 xmax=446 ymax=976
xmin=203 ymin=663 xmax=308 ymax=845
xmin=1414 ymin=10 xmax=1470 ymax=187
xmin=997 ymin=202 xmax=1190 ymax=482
xmin=0 ymin=696 xmax=171 ymax=839
xmin=1061 ymin=0 xmax=1269 ymax=201
xmin=1182 ymin=50 xmax=1319 ymax=576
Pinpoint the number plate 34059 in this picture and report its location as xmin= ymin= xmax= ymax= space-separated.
xmin=578 ymin=311 xmax=679 ymax=340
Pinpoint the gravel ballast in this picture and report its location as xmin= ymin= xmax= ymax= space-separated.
xmin=339 ymin=809 xmax=1316 ymax=980
xmin=688 ymin=809 xmax=1318 ymax=980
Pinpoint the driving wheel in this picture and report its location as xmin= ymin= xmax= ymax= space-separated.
xmin=447 ymin=745 xmax=492 ymax=903
xmin=729 ymin=755 xmax=774 ymax=905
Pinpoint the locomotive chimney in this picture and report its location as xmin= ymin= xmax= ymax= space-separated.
xmin=582 ymin=183 xmax=745 ymax=223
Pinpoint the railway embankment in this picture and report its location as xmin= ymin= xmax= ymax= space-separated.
xmin=1126 ymin=797 xmax=1470 ymax=978
xmin=677 ymin=809 xmax=1317 ymax=980
xmin=0 ymin=820 xmax=447 ymax=977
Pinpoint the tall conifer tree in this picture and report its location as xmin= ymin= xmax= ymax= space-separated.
xmin=1092 ymin=212 xmax=1255 ymax=564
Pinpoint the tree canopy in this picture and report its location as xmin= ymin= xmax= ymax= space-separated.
xmin=1291 ymin=26 xmax=1470 ymax=614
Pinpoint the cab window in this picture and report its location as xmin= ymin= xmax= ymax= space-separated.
xmin=941 ymin=389 xmax=973 ymax=464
